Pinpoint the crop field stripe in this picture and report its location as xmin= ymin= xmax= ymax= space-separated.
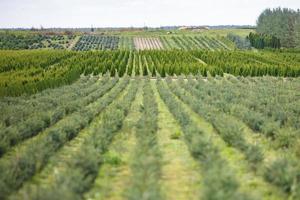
xmin=204 ymin=37 xmax=221 ymax=49
xmin=1 ymin=77 xmax=124 ymax=169
xmin=151 ymin=80 xmax=201 ymax=200
xmin=179 ymin=77 xmax=281 ymax=162
xmin=211 ymin=37 xmax=231 ymax=50
xmin=203 ymin=36 xmax=218 ymax=50
xmin=119 ymin=36 xmax=134 ymax=51
xmin=0 ymin=75 xmax=94 ymax=126
xmin=142 ymin=56 xmax=150 ymax=75
xmin=156 ymin=78 xmax=253 ymax=199
xmin=221 ymin=77 xmax=299 ymax=130
xmin=73 ymin=35 xmax=120 ymax=51
xmin=175 ymin=36 xmax=191 ymax=50
xmin=164 ymin=36 xmax=181 ymax=49
xmin=68 ymin=35 xmax=81 ymax=50
xmin=133 ymin=38 xmax=140 ymax=50
xmin=190 ymin=77 xmax=299 ymax=139
xmin=133 ymin=37 xmax=164 ymax=50
xmin=167 ymin=78 xmax=287 ymax=199
xmin=10 ymin=78 xmax=133 ymax=199
xmin=185 ymin=36 xmax=200 ymax=50
xmin=150 ymin=38 xmax=156 ymax=49
xmin=189 ymin=36 xmax=205 ymax=49
xmin=125 ymin=78 xmax=163 ymax=200
xmin=189 ymin=77 xmax=300 ymax=197
xmin=179 ymin=36 xmax=194 ymax=50
xmin=171 ymin=37 xmax=186 ymax=50
xmin=159 ymin=36 xmax=172 ymax=50
xmin=138 ymin=54 xmax=143 ymax=76
xmin=135 ymin=52 xmax=140 ymax=76
xmin=203 ymin=36 xmax=219 ymax=50
xmin=182 ymin=76 xmax=300 ymax=197
xmin=131 ymin=52 xmax=136 ymax=76
xmin=9 ymin=77 xmax=139 ymax=200
xmin=196 ymin=37 xmax=209 ymax=49
xmin=0 ymin=76 xmax=117 ymax=156
xmin=0 ymin=76 xmax=115 ymax=158
xmin=195 ymin=36 xmax=213 ymax=50
xmin=147 ymin=55 xmax=158 ymax=76
xmin=0 ymin=52 xmax=75 ymax=73
xmin=125 ymin=51 xmax=132 ymax=75
xmin=84 ymin=78 xmax=144 ymax=200
xmin=185 ymin=36 xmax=199 ymax=49
xmin=0 ymin=77 xmax=130 ymax=199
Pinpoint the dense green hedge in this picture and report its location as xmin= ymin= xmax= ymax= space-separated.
xmin=0 ymin=49 xmax=299 ymax=96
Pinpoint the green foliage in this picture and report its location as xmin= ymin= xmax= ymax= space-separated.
xmin=0 ymin=74 xmax=299 ymax=199
xmin=73 ymin=35 xmax=120 ymax=51
xmin=0 ymin=75 xmax=118 ymax=156
xmin=247 ymin=32 xmax=281 ymax=49
xmin=264 ymin=158 xmax=300 ymax=194
xmin=0 ymin=49 xmax=299 ymax=97
xmin=274 ymin=128 xmax=298 ymax=149
xmin=160 ymin=35 xmax=232 ymax=50
xmin=227 ymin=33 xmax=251 ymax=49
xmin=170 ymin=131 xmax=181 ymax=139
xmin=0 ymin=33 xmax=76 ymax=50
xmin=157 ymin=78 xmax=252 ymax=200
xmin=127 ymin=78 xmax=162 ymax=200
xmin=170 ymin=77 xmax=265 ymax=170
xmin=118 ymin=36 xmax=134 ymax=50
xmin=256 ymin=7 xmax=300 ymax=48
xmin=192 ymin=50 xmax=300 ymax=77
xmin=0 ymin=77 xmax=130 ymax=199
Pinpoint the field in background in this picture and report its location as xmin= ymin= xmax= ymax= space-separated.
xmin=0 ymin=28 xmax=252 ymax=50
xmin=134 ymin=37 xmax=164 ymax=50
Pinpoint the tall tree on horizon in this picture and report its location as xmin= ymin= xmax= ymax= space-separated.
xmin=257 ymin=7 xmax=299 ymax=48
xmin=295 ymin=9 xmax=300 ymax=48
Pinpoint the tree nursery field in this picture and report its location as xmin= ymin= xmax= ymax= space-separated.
xmin=0 ymin=74 xmax=299 ymax=200
xmin=0 ymin=30 xmax=237 ymax=51
xmin=1 ymin=13 xmax=300 ymax=199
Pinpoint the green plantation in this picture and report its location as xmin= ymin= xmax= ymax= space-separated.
xmin=0 ymin=74 xmax=299 ymax=200
xmin=0 ymin=49 xmax=299 ymax=96
xmin=0 ymin=25 xmax=300 ymax=200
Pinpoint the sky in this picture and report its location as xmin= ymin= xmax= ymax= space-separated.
xmin=0 ymin=0 xmax=299 ymax=28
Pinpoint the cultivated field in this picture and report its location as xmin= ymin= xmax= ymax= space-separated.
xmin=0 ymin=33 xmax=77 ymax=50
xmin=1 ymin=49 xmax=299 ymax=96
xmin=119 ymin=36 xmax=135 ymax=50
xmin=0 ymin=74 xmax=299 ymax=200
xmin=134 ymin=37 xmax=164 ymax=50
xmin=73 ymin=35 xmax=120 ymax=51
xmin=0 ymin=28 xmax=299 ymax=200
xmin=0 ymin=30 xmax=240 ymax=51
xmin=160 ymin=36 xmax=233 ymax=50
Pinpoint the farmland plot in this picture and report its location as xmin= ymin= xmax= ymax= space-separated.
xmin=118 ymin=36 xmax=134 ymax=50
xmin=0 ymin=33 xmax=77 ymax=50
xmin=0 ymin=74 xmax=299 ymax=200
xmin=134 ymin=37 xmax=164 ymax=50
xmin=160 ymin=36 xmax=233 ymax=50
xmin=0 ymin=50 xmax=300 ymax=97
xmin=73 ymin=35 xmax=120 ymax=51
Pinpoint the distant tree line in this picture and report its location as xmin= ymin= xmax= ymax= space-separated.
xmin=247 ymin=32 xmax=281 ymax=49
xmin=256 ymin=7 xmax=300 ymax=48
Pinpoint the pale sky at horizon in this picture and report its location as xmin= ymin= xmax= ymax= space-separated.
xmin=0 ymin=0 xmax=299 ymax=28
